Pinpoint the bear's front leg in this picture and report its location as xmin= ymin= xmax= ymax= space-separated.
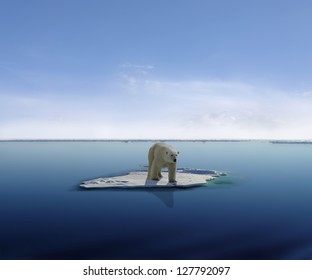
xmin=150 ymin=161 xmax=160 ymax=181
xmin=168 ymin=164 xmax=177 ymax=183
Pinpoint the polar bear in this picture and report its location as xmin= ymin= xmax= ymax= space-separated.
xmin=147 ymin=143 xmax=179 ymax=183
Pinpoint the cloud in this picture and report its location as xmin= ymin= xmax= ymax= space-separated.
xmin=117 ymin=76 xmax=312 ymax=139
xmin=119 ymin=63 xmax=154 ymax=70
xmin=118 ymin=63 xmax=155 ymax=77
xmin=1 ymin=76 xmax=312 ymax=139
xmin=301 ymin=91 xmax=312 ymax=98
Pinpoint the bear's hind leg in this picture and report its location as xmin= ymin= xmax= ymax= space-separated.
xmin=147 ymin=165 xmax=152 ymax=180
xmin=147 ymin=148 xmax=154 ymax=179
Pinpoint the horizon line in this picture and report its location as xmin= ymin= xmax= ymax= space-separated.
xmin=0 ymin=138 xmax=312 ymax=142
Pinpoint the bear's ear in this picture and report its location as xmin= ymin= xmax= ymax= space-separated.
xmin=177 ymin=151 xmax=179 ymax=154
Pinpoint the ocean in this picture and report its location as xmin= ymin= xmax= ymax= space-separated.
xmin=0 ymin=140 xmax=312 ymax=260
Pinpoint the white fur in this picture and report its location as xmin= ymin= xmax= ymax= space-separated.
xmin=147 ymin=143 xmax=178 ymax=183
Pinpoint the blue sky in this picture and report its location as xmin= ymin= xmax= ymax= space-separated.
xmin=1 ymin=0 xmax=312 ymax=139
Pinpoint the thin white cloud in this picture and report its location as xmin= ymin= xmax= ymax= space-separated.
xmin=116 ymin=76 xmax=312 ymax=139
xmin=1 ymin=77 xmax=312 ymax=139
xmin=119 ymin=63 xmax=154 ymax=70
xmin=301 ymin=91 xmax=312 ymax=98
xmin=118 ymin=63 xmax=155 ymax=77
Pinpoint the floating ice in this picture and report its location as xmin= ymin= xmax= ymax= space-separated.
xmin=80 ymin=168 xmax=225 ymax=189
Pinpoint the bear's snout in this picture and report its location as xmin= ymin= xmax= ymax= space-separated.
xmin=173 ymin=159 xmax=176 ymax=162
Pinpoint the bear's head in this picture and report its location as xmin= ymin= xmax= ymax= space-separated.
xmin=164 ymin=149 xmax=179 ymax=163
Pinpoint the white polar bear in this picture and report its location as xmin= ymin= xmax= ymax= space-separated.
xmin=147 ymin=143 xmax=179 ymax=183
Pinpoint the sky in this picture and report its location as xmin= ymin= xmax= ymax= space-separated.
xmin=1 ymin=0 xmax=312 ymax=139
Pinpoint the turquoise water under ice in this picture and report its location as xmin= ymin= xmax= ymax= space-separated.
xmin=0 ymin=141 xmax=312 ymax=259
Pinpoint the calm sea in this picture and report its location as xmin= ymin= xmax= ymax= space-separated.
xmin=0 ymin=141 xmax=312 ymax=260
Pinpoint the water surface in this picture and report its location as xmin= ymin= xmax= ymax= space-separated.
xmin=0 ymin=141 xmax=311 ymax=259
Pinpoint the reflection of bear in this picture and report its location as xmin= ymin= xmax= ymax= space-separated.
xmin=147 ymin=143 xmax=179 ymax=183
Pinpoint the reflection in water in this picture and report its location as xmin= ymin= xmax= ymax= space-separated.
xmin=147 ymin=189 xmax=175 ymax=208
